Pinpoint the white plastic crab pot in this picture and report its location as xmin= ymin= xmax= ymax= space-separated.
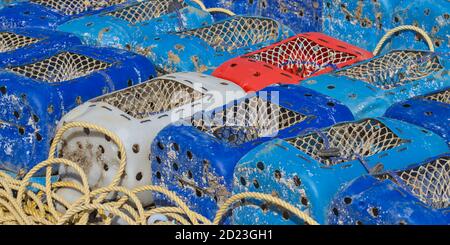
xmin=55 ymin=72 xmax=246 ymax=206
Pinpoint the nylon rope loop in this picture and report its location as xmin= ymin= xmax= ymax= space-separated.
xmin=373 ymin=25 xmax=435 ymax=56
xmin=191 ymin=0 xmax=235 ymax=16
xmin=46 ymin=121 xmax=128 ymax=215
xmin=213 ymin=192 xmax=320 ymax=225
xmin=48 ymin=121 xmax=127 ymax=188
xmin=206 ymin=8 xmax=235 ymax=16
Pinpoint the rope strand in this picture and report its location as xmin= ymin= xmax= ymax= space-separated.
xmin=373 ymin=25 xmax=434 ymax=56
xmin=191 ymin=0 xmax=235 ymax=16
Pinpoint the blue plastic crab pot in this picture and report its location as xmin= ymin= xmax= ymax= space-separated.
xmin=57 ymin=0 xmax=214 ymax=50
xmin=142 ymin=15 xmax=294 ymax=74
xmin=0 ymin=0 xmax=129 ymax=29
xmin=0 ymin=46 xmax=156 ymax=176
xmin=302 ymin=50 xmax=449 ymax=119
xmin=151 ymin=85 xmax=354 ymax=220
xmin=384 ymin=87 xmax=450 ymax=144
xmin=0 ymin=0 xmax=26 ymax=8
xmin=202 ymin=0 xmax=322 ymax=34
xmin=321 ymin=0 xmax=397 ymax=52
xmin=328 ymin=154 xmax=450 ymax=225
xmin=232 ymin=117 xmax=449 ymax=225
xmin=0 ymin=28 xmax=81 ymax=68
xmin=322 ymin=0 xmax=449 ymax=53
xmin=387 ymin=0 xmax=450 ymax=53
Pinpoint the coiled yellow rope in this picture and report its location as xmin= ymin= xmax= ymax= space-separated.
xmin=373 ymin=25 xmax=435 ymax=56
xmin=0 ymin=121 xmax=318 ymax=225
xmin=191 ymin=0 xmax=236 ymax=16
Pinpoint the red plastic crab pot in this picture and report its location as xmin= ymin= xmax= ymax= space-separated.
xmin=212 ymin=32 xmax=373 ymax=92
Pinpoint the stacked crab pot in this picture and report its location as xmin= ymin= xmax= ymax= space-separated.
xmin=0 ymin=0 xmax=448 ymax=226
xmin=0 ymin=0 xmax=130 ymax=29
xmin=0 ymin=42 xmax=156 ymax=179
xmin=201 ymin=0 xmax=323 ymax=34
xmin=0 ymin=0 xmax=25 ymax=8
xmin=300 ymin=49 xmax=449 ymax=119
xmin=151 ymin=85 xmax=355 ymax=220
xmin=57 ymin=0 xmax=214 ymax=50
xmin=231 ymin=117 xmax=449 ymax=225
xmin=140 ymin=16 xmax=294 ymax=74
xmin=212 ymin=32 xmax=374 ymax=92
xmin=329 ymin=153 xmax=450 ymax=225
xmin=322 ymin=0 xmax=449 ymax=52
xmin=0 ymin=28 xmax=82 ymax=67
xmin=54 ymin=73 xmax=246 ymax=206
xmin=384 ymin=87 xmax=450 ymax=144
xmin=0 ymin=27 xmax=80 ymax=181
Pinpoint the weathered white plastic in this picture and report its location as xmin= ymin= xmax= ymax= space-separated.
xmin=55 ymin=72 xmax=246 ymax=206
